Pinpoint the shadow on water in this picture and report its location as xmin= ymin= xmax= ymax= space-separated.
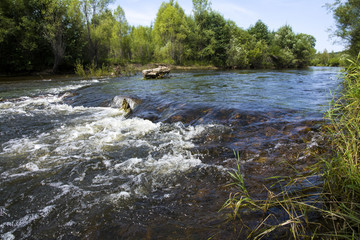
xmin=0 ymin=68 xmax=340 ymax=239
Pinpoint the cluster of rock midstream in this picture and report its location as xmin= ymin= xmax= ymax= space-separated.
xmin=142 ymin=66 xmax=170 ymax=79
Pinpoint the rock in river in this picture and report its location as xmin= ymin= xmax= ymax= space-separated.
xmin=121 ymin=98 xmax=132 ymax=115
xmin=142 ymin=66 xmax=170 ymax=79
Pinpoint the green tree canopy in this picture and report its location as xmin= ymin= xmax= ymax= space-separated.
xmin=130 ymin=26 xmax=154 ymax=64
xmin=328 ymin=0 xmax=360 ymax=56
xmin=0 ymin=0 xmax=318 ymax=73
xmin=152 ymin=0 xmax=189 ymax=64
xmin=248 ymin=20 xmax=271 ymax=44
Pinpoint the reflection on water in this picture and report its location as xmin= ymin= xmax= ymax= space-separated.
xmin=0 ymin=67 xmax=340 ymax=239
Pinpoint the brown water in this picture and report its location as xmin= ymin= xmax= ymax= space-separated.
xmin=0 ymin=67 xmax=341 ymax=239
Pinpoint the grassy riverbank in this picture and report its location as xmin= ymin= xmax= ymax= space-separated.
xmin=73 ymin=62 xmax=220 ymax=78
xmin=222 ymin=55 xmax=360 ymax=239
xmin=322 ymin=54 xmax=360 ymax=238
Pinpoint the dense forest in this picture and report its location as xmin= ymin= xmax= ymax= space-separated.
xmin=0 ymin=0 xmax=335 ymax=74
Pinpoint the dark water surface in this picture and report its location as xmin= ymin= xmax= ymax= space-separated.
xmin=0 ymin=67 xmax=341 ymax=239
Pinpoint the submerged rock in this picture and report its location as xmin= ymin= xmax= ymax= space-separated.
xmin=121 ymin=98 xmax=132 ymax=115
xmin=142 ymin=66 xmax=170 ymax=79
xmin=110 ymin=96 xmax=142 ymax=116
xmin=110 ymin=96 xmax=141 ymax=109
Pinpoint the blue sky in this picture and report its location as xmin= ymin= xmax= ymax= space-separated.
xmin=111 ymin=0 xmax=344 ymax=52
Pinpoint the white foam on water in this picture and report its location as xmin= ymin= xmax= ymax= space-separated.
xmin=0 ymin=94 xmax=69 ymax=117
xmin=114 ymin=158 xmax=143 ymax=174
xmin=144 ymin=154 xmax=201 ymax=175
xmin=103 ymin=160 xmax=112 ymax=168
xmin=1 ymin=232 xmax=15 ymax=240
xmin=0 ymin=205 xmax=55 ymax=238
xmin=0 ymin=78 xmax=104 ymax=117
xmin=23 ymin=162 xmax=39 ymax=172
xmin=1 ymin=110 xmax=208 ymax=185
xmin=45 ymin=79 xmax=101 ymax=95
xmin=109 ymin=191 xmax=131 ymax=203
xmin=0 ymin=95 xmax=218 ymax=229
xmin=110 ymin=95 xmax=139 ymax=110
xmin=64 ymin=220 xmax=76 ymax=227
xmin=47 ymin=182 xmax=90 ymax=204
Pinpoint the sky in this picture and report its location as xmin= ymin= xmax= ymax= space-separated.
xmin=111 ymin=0 xmax=345 ymax=52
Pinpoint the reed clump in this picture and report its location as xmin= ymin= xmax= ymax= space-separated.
xmin=222 ymin=54 xmax=360 ymax=239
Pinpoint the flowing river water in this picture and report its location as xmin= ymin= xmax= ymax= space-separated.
xmin=0 ymin=67 xmax=340 ymax=239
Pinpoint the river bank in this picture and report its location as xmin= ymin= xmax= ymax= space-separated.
xmin=321 ymin=56 xmax=360 ymax=238
xmin=0 ymin=63 xmax=220 ymax=79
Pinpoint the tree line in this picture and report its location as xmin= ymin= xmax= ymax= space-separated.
xmin=0 ymin=0 xmax=328 ymax=74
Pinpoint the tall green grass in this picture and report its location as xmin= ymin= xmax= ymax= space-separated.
xmin=322 ymin=53 xmax=360 ymax=238
xmin=221 ymin=153 xmax=323 ymax=239
xmin=74 ymin=61 xmax=113 ymax=78
xmin=222 ymin=55 xmax=360 ymax=239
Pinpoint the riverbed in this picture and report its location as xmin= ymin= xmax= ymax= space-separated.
xmin=0 ymin=67 xmax=341 ymax=239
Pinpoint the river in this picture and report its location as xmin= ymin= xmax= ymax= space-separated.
xmin=0 ymin=67 xmax=341 ymax=239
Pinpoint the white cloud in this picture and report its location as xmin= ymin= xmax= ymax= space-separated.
xmin=123 ymin=8 xmax=156 ymax=26
xmin=212 ymin=2 xmax=258 ymax=18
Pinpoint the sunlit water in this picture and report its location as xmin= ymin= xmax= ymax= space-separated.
xmin=0 ymin=67 xmax=341 ymax=239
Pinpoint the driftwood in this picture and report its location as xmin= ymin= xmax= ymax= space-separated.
xmin=142 ymin=66 xmax=170 ymax=79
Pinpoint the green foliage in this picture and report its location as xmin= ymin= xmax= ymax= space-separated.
xmin=248 ymin=40 xmax=271 ymax=69
xmin=274 ymin=25 xmax=296 ymax=50
xmin=267 ymin=25 xmax=316 ymax=68
xmin=74 ymin=59 xmax=86 ymax=76
xmin=248 ymin=20 xmax=271 ymax=44
xmin=192 ymin=0 xmax=211 ymax=20
xmin=322 ymin=54 xmax=360 ymax=238
xmin=292 ymin=34 xmax=316 ymax=67
xmin=226 ymin=29 xmax=255 ymax=68
xmin=152 ymin=1 xmax=189 ymax=64
xmin=129 ymin=26 xmax=154 ymax=64
xmin=110 ymin=6 xmax=131 ymax=62
xmin=312 ymin=50 xmax=350 ymax=67
xmin=190 ymin=1 xmax=232 ymax=67
xmin=0 ymin=0 xmax=318 ymax=74
xmin=328 ymin=0 xmax=360 ymax=57
xmin=221 ymin=152 xmax=323 ymax=239
xmin=74 ymin=61 xmax=113 ymax=78
xmin=227 ymin=36 xmax=250 ymax=69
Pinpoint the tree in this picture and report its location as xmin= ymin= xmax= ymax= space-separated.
xmin=40 ymin=0 xmax=84 ymax=73
xmin=191 ymin=5 xmax=231 ymax=66
xmin=130 ymin=26 xmax=154 ymax=64
xmin=0 ymin=0 xmax=53 ymax=72
xmin=227 ymin=25 xmax=271 ymax=69
xmin=0 ymin=1 xmax=15 ymax=44
xmin=328 ymin=0 xmax=360 ymax=56
xmin=0 ymin=0 xmax=318 ymax=73
xmin=192 ymin=0 xmax=211 ymax=22
xmin=110 ymin=6 xmax=130 ymax=62
xmin=274 ymin=25 xmax=296 ymax=50
xmin=248 ymin=20 xmax=271 ymax=44
xmin=292 ymin=33 xmax=316 ymax=67
xmin=248 ymin=40 xmax=270 ymax=68
xmin=270 ymin=25 xmax=296 ymax=68
xmin=152 ymin=1 xmax=189 ymax=64
xmin=82 ymin=0 xmax=114 ymax=65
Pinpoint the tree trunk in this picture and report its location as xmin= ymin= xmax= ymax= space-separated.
xmin=52 ymin=32 xmax=65 ymax=73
